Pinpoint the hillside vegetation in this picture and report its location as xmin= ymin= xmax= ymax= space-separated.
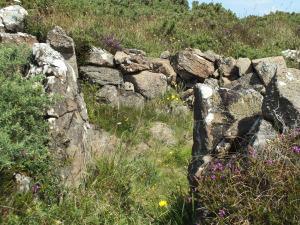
xmin=0 ymin=1 xmax=299 ymax=225
xmin=1 ymin=0 xmax=299 ymax=59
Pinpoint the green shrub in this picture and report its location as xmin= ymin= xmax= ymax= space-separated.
xmin=0 ymin=45 xmax=51 ymax=175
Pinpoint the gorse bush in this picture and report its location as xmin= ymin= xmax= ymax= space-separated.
xmin=0 ymin=45 xmax=50 ymax=176
xmin=197 ymin=131 xmax=300 ymax=224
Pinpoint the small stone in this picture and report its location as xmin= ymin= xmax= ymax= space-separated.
xmin=124 ymin=82 xmax=135 ymax=92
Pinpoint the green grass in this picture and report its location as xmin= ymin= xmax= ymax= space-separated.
xmin=0 ymin=0 xmax=298 ymax=60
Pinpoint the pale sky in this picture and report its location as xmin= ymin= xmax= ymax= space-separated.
xmin=189 ymin=0 xmax=300 ymax=17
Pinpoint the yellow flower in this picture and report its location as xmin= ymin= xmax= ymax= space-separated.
xmin=171 ymin=95 xmax=176 ymax=99
xmin=175 ymin=97 xmax=179 ymax=101
xmin=54 ymin=220 xmax=63 ymax=225
xmin=159 ymin=200 xmax=168 ymax=207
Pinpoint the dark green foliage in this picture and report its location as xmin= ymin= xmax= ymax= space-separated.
xmin=0 ymin=45 xmax=50 ymax=175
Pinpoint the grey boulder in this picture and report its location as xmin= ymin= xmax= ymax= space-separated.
xmin=80 ymin=66 xmax=123 ymax=86
xmin=0 ymin=5 xmax=28 ymax=32
xmin=86 ymin=46 xmax=114 ymax=67
xmin=263 ymin=68 xmax=300 ymax=131
xmin=125 ymin=71 xmax=167 ymax=99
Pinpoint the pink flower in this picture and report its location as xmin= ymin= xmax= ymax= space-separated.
xmin=218 ymin=208 xmax=226 ymax=217
xmin=292 ymin=146 xmax=300 ymax=154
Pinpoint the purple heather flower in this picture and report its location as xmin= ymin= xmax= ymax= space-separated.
xmin=218 ymin=209 xmax=226 ymax=218
xmin=32 ymin=183 xmax=41 ymax=194
xmin=211 ymin=175 xmax=217 ymax=180
xmin=248 ymin=146 xmax=257 ymax=158
xmin=292 ymin=146 xmax=300 ymax=154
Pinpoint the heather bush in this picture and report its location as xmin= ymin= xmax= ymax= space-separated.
xmin=196 ymin=131 xmax=300 ymax=224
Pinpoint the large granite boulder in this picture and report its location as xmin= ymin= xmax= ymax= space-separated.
xmin=85 ymin=46 xmax=114 ymax=67
xmin=189 ymin=83 xmax=262 ymax=185
xmin=80 ymin=66 xmax=123 ymax=86
xmin=47 ymin=26 xmax=78 ymax=78
xmin=125 ymin=71 xmax=167 ymax=99
xmin=263 ymin=68 xmax=300 ymax=131
xmin=28 ymin=43 xmax=116 ymax=186
xmin=0 ymin=32 xmax=38 ymax=46
xmin=0 ymin=5 xmax=28 ymax=32
xmin=172 ymin=48 xmax=215 ymax=81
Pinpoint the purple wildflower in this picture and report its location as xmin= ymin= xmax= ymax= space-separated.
xmin=32 ymin=183 xmax=41 ymax=194
xmin=211 ymin=175 xmax=217 ymax=180
xmin=218 ymin=208 xmax=226 ymax=218
xmin=212 ymin=161 xmax=225 ymax=172
xmin=248 ymin=146 xmax=257 ymax=158
xmin=292 ymin=146 xmax=300 ymax=154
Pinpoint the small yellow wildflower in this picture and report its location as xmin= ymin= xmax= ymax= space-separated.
xmin=159 ymin=200 xmax=168 ymax=207
xmin=167 ymin=97 xmax=170 ymax=100
xmin=175 ymin=97 xmax=179 ymax=101
xmin=171 ymin=94 xmax=176 ymax=99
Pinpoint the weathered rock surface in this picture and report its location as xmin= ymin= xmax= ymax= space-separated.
xmin=151 ymin=58 xmax=176 ymax=83
xmin=218 ymin=57 xmax=238 ymax=79
xmin=249 ymin=119 xmax=277 ymax=153
xmin=125 ymin=71 xmax=167 ymax=99
xmin=160 ymin=50 xmax=171 ymax=59
xmin=189 ymin=83 xmax=262 ymax=185
xmin=80 ymin=66 xmax=123 ymax=86
xmin=263 ymin=68 xmax=300 ymax=130
xmin=150 ymin=122 xmax=177 ymax=146
xmin=282 ymin=49 xmax=300 ymax=63
xmin=0 ymin=32 xmax=38 ymax=46
xmin=236 ymin=57 xmax=252 ymax=76
xmin=28 ymin=43 xmax=116 ymax=186
xmin=224 ymin=73 xmax=265 ymax=94
xmin=47 ymin=26 xmax=79 ymax=78
xmin=86 ymin=46 xmax=114 ymax=67
xmin=0 ymin=5 xmax=28 ymax=32
xmin=114 ymin=51 xmax=151 ymax=74
xmin=253 ymin=56 xmax=287 ymax=86
xmin=96 ymin=85 xmax=144 ymax=108
xmin=172 ymin=48 xmax=215 ymax=81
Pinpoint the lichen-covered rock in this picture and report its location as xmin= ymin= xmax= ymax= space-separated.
xmin=252 ymin=56 xmax=287 ymax=86
xmin=47 ymin=26 xmax=78 ymax=78
xmin=125 ymin=71 xmax=167 ymax=99
xmin=263 ymin=68 xmax=300 ymax=131
xmin=114 ymin=51 xmax=151 ymax=74
xmin=172 ymin=48 xmax=215 ymax=81
xmin=124 ymin=81 xmax=135 ymax=92
xmin=218 ymin=57 xmax=238 ymax=79
xmin=86 ymin=46 xmax=114 ymax=67
xmin=80 ymin=66 xmax=123 ymax=86
xmin=0 ymin=5 xmax=28 ymax=32
xmin=29 ymin=43 xmax=116 ymax=186
xmin=0 ymin=32 xmax=38 ymax=46
xmin=189 ymin=83 xmax=262 ymax=185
